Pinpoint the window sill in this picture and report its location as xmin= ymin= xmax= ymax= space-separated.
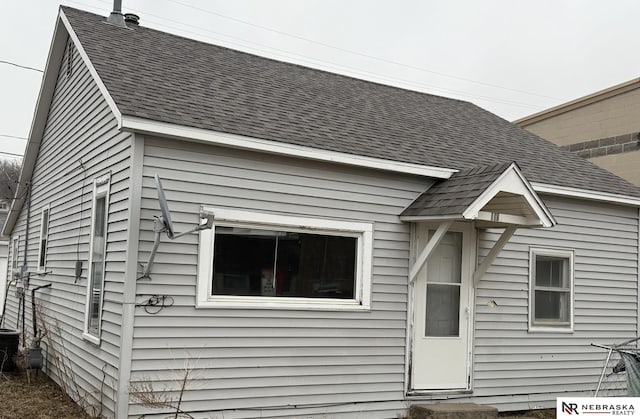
xmin=196 ymin=296 xmax=370 ymax=311
xmin=82 ymin=332 xmax=101 ymax=345
xmin=528 ymin=326 xmax=574 ymax=334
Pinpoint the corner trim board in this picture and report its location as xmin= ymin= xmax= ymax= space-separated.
xmin=115 ymin=133 xmax=144 ymax=418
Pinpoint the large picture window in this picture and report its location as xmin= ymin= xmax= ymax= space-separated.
xmin=84 ymin=174 xmax=110 ymax=343
xmin=529 ymin=248 xmax=573 ymax=331
xmin=197 ymin=208 xmax=373 ymax=310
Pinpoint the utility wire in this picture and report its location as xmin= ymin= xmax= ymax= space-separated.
xmin=0 ymin=59 xmax=43 ymax=73
xmin=69 ymin=0 xmax=551 ymax=110
xmin=0 ymin=134 xmax=28 ymax=140
xmin=0 ymin=151 xmax=24 ymax=158
xmin=124 ymin=9 xmax=543 ymax=109
xmin=168 ymin=0 xmax=564 ymax=102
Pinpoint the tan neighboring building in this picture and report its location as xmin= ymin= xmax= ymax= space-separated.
xmin=515 ymin=78 xmax=640 ymax=187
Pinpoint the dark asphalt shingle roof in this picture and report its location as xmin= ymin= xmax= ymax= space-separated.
xmin=401 ymin=162 xmax=513 ymax=217
xmin=62 ymin=7 xmax=640 ymax=198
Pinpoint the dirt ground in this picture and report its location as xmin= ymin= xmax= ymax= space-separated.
xmin=1 ymin=370 xmax=557 ymax=419
xmin=0 ymin=371 xmax=91 ymax=419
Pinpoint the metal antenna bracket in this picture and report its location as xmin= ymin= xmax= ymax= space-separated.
xmin=139 ymin=213 xmax=214 ymax=279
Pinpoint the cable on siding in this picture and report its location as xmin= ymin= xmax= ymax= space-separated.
xmin=104 ymin=294 xmax=175 ymax=314
xmin=75 ymin=159 xmax=87 ymax=283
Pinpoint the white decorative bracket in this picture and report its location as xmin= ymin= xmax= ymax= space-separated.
xmin=473 ymin=225 xmax=517 ymax=287
xmin=408 ymin=220 xmax=452 ymax=284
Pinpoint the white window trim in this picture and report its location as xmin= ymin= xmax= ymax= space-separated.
xmin=83 ymin=174 xmax=110 ymax=344
xmin=528 ymin=247 xmax=574 ymax=333
xmin=37 ymin=204 xmax=50 ymax=272
xmin=197 ymin=207 xmax=373 ymax=311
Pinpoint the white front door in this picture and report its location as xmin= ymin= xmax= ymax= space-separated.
xmin=411 ymin=223 xmax=473 ymax=391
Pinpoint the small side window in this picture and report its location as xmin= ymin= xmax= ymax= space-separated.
xmin=529 ymin=248 xmax=574 ymax=331
xmin=38 ymin=205 xmax=50 ymax=271
xmin=84 ymin=174 xmax=110 ymax=343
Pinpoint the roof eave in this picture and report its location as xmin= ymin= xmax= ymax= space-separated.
xmin=120 ymin=115 xmax=458 ymax=179
xmin=532 ymin=182 xmax=640 ymax=207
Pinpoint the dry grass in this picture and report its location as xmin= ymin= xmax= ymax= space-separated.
xmin=0 ymin=371 xmax=91 ymax=419
xmin=0 ymin=368 xmax=557 ymax=419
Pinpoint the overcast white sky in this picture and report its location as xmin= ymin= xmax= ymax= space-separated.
xmin=2 ymin=0 xmax=640 ymax=158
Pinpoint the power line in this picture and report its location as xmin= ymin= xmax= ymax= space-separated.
xmin=66 ymin=0 xmax=549 ymax=110
xmin=0 ymin=134 xmax=28 ymax=140
xmin=168 ymin=0 xmax=564 ymax=102
xmin=0 ymin=151 xmax=24 ymax=158
xmin=0 ymin=59 xmax=43 ymax=73
xmin=125 ymin=9 xmax=544 ymax=109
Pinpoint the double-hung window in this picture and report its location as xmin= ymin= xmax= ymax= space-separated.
xmin=38 ymin=205 xmax=50 ymax=271
xmin=84 ymin=174 xmax=110 ymax=343
xmin=529 ymin=248 xmax=574 ymax=331
xmin=197 ymin=208 xmax=373 ymax=310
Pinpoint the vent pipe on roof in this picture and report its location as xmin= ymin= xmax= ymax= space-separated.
xmin=106 ymin=0 xmax=127 ymax=27
xmin=124 ymin=13 xmax=140 ymax=26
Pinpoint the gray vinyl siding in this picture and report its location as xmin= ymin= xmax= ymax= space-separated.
xmin=6 ymin=47 xmax=637 ymax=417
xmin=3 ymin=40 xmax=131 ymax=417
xmin=469 ymin=195 xmax=638 ymax=410
xmin=128 ymin=136 xmax=432 ymax=418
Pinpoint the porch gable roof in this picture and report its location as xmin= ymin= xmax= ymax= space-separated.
xmin=400 ymin=162 xmax=556 ymax=228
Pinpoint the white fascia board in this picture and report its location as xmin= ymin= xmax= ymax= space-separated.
xmin=463 ymin=164 xmax=556 ymax=228
xmin=532 ymin=183 xmax=640 ymax=207
xmin=120 ymin=116 xmax=457 ymax=179
xmin=59 ymin=9 xmax=122 ymax=124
